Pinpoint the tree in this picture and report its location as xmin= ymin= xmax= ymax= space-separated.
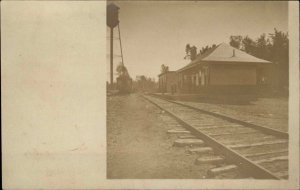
xmin=116 ymin=63 xmax=129 ymax=77
xmin=161 ymin=64 xmax=169 ymax=74
xmin=269 ymin=29 xmax=288 ymax=64
xmin=184 ymin=44 xmax=217 ymax=62
xmin=184 ymin=44 xmax=197 ymax=61
xmin=134 ymin=75 xmax=157 ymax=92
xmin=190 ymin=46 xmax=197 ymax=60
xmin=255 ymin=34 xmax=271 ymax=60
xmin=269 ymin=28 xmax=289 ymax=88
xmin=229 ymin=29 xmax=289 ymax=91
xmin=241 ymin=36 xmax=256 ymax=55
xmin=185 ymin=44 xmax=191 ymax=57
xmin=229 ymin=35 xmax=243 ymax=49
xmin=199 ymin=44 xmax=216 ymax=55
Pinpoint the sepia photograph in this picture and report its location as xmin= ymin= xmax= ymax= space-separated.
xmin=107 ymin=1 xmax=291 ymax=180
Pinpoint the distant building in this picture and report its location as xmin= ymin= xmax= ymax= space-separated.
xmin=158 ymin=71 xmax=178 ymax=93
xmin=158 ymin=43 xmax=274 ymax=95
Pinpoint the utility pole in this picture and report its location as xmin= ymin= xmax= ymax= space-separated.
xmin=107 ymin=3 xmax=119 ymax=87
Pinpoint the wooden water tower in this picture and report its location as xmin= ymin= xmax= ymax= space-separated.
xmin=107 ymin=3 xmax=120 ymax=86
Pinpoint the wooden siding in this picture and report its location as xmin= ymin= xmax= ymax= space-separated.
xmin=209 ymin=64 xmax=257 ymax=85
xmin=158 ymin=72 xmax=178 ymax=93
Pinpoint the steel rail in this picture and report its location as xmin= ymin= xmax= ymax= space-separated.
xmin=142 ymin=94 xmax=281 ymax=179
xmin=150 ymin=93 xmax=288 ymax=139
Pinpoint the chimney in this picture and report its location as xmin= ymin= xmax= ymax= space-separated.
xmin=233 ymin=49 xmax=235 ymax=57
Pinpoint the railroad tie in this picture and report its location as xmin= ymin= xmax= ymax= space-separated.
xmin=255 ymin=156 xmax=288 ymax=164
xmin=209 ymin=131 xmax=258 ymax=137
xmin=173 ymin=139 xmax=204 ymax=147
xmin=244 ymin=150 xmax=288 ymax=158
xmin=274 ymin=171 xmax=289 ymax=179
xmin=207 ymin=164 xmax=238 ymax=177
xmin=229 ymin=140 xmax=288 ymax=149
xmin=195 ymin=156 xmax=224 ymax=165
xmin=196 ymin=124 xmax=242 ymax=130
xmin=188 ymin=147 xmax=213 ymax=154
xmin=167 ymin=129 xmax=191 ymax=134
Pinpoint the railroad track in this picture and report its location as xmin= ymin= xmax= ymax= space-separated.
xmin=142 ymin=94 xmax=288 ymax=180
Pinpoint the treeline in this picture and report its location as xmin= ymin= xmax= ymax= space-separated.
xmin=184 ymin=28 xmax=289 ymax=91
xmin=133 ymin=75 xmax=157 ymax=92
xmin=229 ymin=28 xmax=288 ymax=89
xmin=185 ymin=44 xmax=217 ymax=61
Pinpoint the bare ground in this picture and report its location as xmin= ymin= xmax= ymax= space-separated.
xmin=178 ymin=97 xmax=288 ymax=132
xmin=107 ymin=93 xmax=219 ymax=179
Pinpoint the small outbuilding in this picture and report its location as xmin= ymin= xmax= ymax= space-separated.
xmin=176 ymin=43 xmax=273 ymax=94
xmin=158 ymin=71 xmax=178 ymax=94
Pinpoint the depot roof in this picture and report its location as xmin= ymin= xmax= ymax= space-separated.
xmin=158 ymin=71 xmax=176 ymax=77
xmin=177 ymin=43 xmax=272 ymax=73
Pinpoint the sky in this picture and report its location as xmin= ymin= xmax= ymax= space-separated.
xmin=107 ymin=1 xmax=288 ymax=81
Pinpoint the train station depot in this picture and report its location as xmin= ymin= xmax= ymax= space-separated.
xmin=158 ymin=43 xmax=274 ymax=95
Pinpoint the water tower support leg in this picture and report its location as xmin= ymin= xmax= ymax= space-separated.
xmin=110 ymin=27 xmax=114 ymax=87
